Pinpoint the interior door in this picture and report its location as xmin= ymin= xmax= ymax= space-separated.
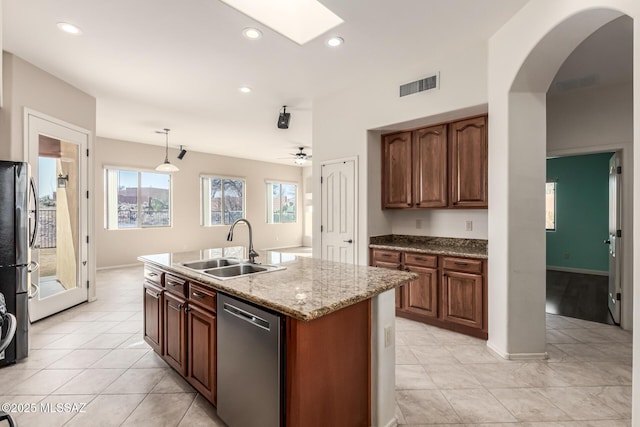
xmin=607 ymin=153 xmax=621 ymax=324
xmin=321 ymin=160 xmax=356 ymax=264
xmin=27 ymin=113 xmax=89 ymax=321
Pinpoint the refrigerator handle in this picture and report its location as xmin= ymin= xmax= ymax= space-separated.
xmin=29 ymin=177 xmax=39 ymax=248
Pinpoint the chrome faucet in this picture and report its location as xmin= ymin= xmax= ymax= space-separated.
xmin=226 ymin=218 xmax=259 ymax=264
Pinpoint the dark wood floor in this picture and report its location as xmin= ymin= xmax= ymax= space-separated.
xmin=546 ymin=270 xmax=615 ymax=325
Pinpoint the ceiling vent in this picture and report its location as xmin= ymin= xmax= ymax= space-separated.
xmin=399 ymin=73 xmax=439 ymax=97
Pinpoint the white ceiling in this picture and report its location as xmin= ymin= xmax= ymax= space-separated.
xmin=3 ymin=0 xmax=529 ymax=165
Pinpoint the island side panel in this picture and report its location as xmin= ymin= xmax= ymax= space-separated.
xmin=285 ymin=299 xmax=371 ymax=427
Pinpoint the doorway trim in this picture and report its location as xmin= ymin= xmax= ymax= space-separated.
xmin=319 ymin=156 xmax=359 ymax=264
xmin=23 ymin=108 xmax=96 ymax=308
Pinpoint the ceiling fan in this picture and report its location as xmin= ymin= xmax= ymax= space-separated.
xmin=285 ymin=146 xmax=312 ymax=165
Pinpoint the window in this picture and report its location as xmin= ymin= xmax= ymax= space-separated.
xmin=105 ymin=168 xmax=171 ymax=229
xmin=546 ymin=182 xmax=556 ymax=231
xmin=201 ymin=176 xmax=245 ymax=226
xmin=266 ymin=181 xmax=297 ymax=223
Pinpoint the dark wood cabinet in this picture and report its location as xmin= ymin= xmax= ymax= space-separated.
xmin=143 ymin=282 xmax=163 ymax=354
xmin=370 ymin=249 xmax=487 ymax=339
xmin=450 ymin=116 xmax=488 ymax=208
xmin=382 ymin=132 xmax=413 ymax=208
xmin=413 ymin=125 xmax=448 ymax=207
xmin=164 ymin=292 xmax=187 ymax=375
xmin=187 ymin=303 xmax=217 ymax=404
xmin=404 ymin=265 xmax=438 ymax=319
xmin=381 ymin=115 xmax=487 ymax=210
xmin=441 ymin=270 xmax=483 ymax=329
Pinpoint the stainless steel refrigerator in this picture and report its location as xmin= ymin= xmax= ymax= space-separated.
xmin=0 ymin=161 xmax=37 ymax=367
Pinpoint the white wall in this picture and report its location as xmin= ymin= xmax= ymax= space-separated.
xmin=95 ymin=137 xmax=303 ymax=268
xmin=547 ymin=81 xmax=634 ymax=329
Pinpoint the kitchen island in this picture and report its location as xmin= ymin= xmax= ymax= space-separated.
xmin=139 ymin=247 xmax=416 ymax=427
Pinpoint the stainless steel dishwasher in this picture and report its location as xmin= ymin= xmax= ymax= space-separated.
xmin=217 ymin=294 xmax=283 ymax=427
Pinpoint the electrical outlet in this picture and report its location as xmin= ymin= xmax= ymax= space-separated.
xmin=384 ymin=326 xmax=393 ymax=348
xmin=416 ymin=219 xmax=422 ymax=229
xmin=465 ymin=220 xmax=473 ymax=231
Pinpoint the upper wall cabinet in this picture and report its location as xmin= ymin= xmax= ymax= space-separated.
xmin=450 ymin=116 xmax=488 ymax=208
xmin=382 ymin=115 xmax=487 ymax=210
xmin=382 ymin=131 xmax=413 ymax=208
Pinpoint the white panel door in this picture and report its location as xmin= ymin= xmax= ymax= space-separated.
xmin=607 ymin=152 xmax=621 ymax=325
xmin=321 ymin=160 xmax=356 ymax=264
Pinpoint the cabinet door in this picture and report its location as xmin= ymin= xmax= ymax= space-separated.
xmin=403 ymin=266 xmax=438 ymax=318
xmin=187 ymin=304 xmax=217 ymax=404
xmin=143 ymin=282 xmax=163 ymax=354
xmin=372 ymin=260 xmax=404 ymax=309
xmin=382 ymin=132 xmax=413 ymax=208
xmin=164 ymin=292 xmax=187 ymax=375
xmin=450 ymin=116 xmax=488 ymax=208
xmin=413 ymin=125 xmax=447 ymax=208
xmin=441 ymin=270 xmax=483 ymax=329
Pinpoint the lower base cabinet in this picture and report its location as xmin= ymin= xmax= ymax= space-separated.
xmin=371 ymin=249 xmax=487 ymax=339
xmin=143 ymin=282 xmax=163 ymax=354
xmin=164 ymin=292 xmax=187 ymax=375
xmin=187 ymin=303 xmax=217 ymax=404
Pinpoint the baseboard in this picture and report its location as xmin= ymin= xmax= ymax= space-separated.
xmin=547 ymin=265 xmax=608 ymax=276
xmin=96 ymin=263 xmax=140 ymax=271
xmin=486 ymin=342 xmax=548 ymax=360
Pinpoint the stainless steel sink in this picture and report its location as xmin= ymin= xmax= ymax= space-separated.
xmin=180 ymin=257 xmax=285 ymax=280
xmin=182 ymin=258 xmax=239 ymax=270
xmin=204 ymin=264 xmax=268 ymax=278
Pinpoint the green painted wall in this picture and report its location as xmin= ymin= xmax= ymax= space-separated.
xmin=546 ymin=153 xmax=612 ymax=272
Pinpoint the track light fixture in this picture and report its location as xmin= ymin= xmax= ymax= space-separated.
xmin=177 ymin=145 xmax=187 ymax=160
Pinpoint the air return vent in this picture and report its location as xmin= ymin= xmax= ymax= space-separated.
xmin=399 ymin=73 xmax=439 ymax=97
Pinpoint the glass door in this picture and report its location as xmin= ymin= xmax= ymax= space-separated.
xmin=27 ymin=113 xmax=89 ymax=321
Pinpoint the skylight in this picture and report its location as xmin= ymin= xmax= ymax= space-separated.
xmin=220 ymin=0 xmax=344 ymax=45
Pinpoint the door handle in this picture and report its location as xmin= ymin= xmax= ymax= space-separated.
xmin=29 ymin=177 xmax=39 ymax=248
xmin=343 ymin=239 xmax=353 ymax=243
xmin=604 ymin=239 xmax=611 ymax=244
xmin=28 ymin=261 xmax=39 ymax=273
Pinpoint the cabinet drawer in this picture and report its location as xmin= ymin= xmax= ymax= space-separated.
xmin=404 ymin=253 xmax=437 ymax=268
xmin=371 ymin=249 xmax=401 ymax=263
xmin=144 ymin=266 xmax=163 ymax=287
xmin=165 ymin=274 xmax=187 ymax=297
xmin=442 ymin=257 xmax=482 ymax=274
xmin=188 ymin=282 xmax=217 ymax=312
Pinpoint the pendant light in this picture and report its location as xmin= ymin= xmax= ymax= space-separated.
xmin=155 ymin=128 xmax=179 ymax=172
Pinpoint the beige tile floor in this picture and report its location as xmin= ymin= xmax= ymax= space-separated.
xmin=0 ymin=265 xmax=632 ymax=426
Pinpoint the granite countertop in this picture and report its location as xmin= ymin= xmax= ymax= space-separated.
xmin=369 ymin=235 xmax=488 ymax=259
xmin=138 ymin=246 xmax=416 ymax=322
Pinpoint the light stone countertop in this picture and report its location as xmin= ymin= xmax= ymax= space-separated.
xmin=138 ymin=246 xmax=416 ymax=321
xmin=369 ymin=235 xmax=488 ymax=259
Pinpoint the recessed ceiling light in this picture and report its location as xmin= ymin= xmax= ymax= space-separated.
xmin=239 ymin=86 xmax=252 ymax=93
xmin=57 ymin=22 xmax=82 ymax=35
xmin=326 ymin=36 xmax=344 ymax=47
xmin=242 ymin=27 xmax=262 ymax=40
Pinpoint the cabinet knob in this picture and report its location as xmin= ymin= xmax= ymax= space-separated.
xmin=416 ymin=202 xmax=421 ymax=206
xmin=407 ymin=203 xmax=412 ymax=207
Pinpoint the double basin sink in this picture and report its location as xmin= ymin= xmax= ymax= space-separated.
xmin=180 ymin=258 xmax=285 ymax=280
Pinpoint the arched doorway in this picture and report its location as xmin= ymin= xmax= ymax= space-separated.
xmin=487 ymin=0 xmax=638 ymax=420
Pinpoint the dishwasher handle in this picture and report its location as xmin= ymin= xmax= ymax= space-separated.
xmin=223 ymin=302 xmax=271 ymax=331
